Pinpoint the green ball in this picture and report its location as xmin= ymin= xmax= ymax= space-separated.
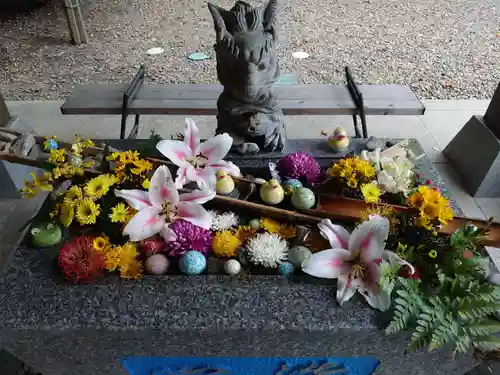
xmin=288 ymin=245 xmax=312 ymax=267
xmin=291 ymin=187 xmax=316 ymax=210
xmin=249 ymin=218 xmax=261 ymax=230
xmin=30 ymin=222 xmax=62 ymax=248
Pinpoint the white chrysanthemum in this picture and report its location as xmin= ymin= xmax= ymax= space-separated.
xmin=246 ymin=233 xmax=288 ymax=268
xmin=209 ymin=210 xmax=239 ymax=231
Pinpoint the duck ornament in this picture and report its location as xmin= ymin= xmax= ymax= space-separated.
xmin=327 ymin=127 xmax=350 ymax=153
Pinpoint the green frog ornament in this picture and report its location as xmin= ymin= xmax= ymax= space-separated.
xmin=30 ymin=222 xmax=62 ymax=248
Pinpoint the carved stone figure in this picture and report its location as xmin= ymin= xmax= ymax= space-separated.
xmin=208 ymin=0 xmax=286 ymax=154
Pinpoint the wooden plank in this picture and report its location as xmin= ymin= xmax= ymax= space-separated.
xmin=61 ymin=84 xmax=425 ymax=116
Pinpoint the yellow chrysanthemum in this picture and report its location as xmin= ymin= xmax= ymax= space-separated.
xmin=93 ymin=236 xmax=108 ymax=252
xmin=75 ymin=198 xmax=100 ymax=225
xmin=346 ymin=176 xmax=358 ymax=188
xmin=120 ymin=242 xmax=139 ymax=265
xmin=64 ymin=186 xmax=83 ymax=205
xmin=119 ymin=260 xmax=142 ymax=280
xmin=60 ymin=203 xmax=75 ymax=227
xmin=20 ymin=187 xmax=37 ymax=198
xmin=354 ymin=159 xmax=375 ymax=178
xmin=260 ymin=218 xmax=281 ymax=233
xmin=359 ymin=204 xmax=398 ymax=233
xmin=407 ymin=185 xmax=454 ymax=228
xmin=48 ymin=149 xmax=66 ymax=164
xmin=109 ymin=203 xmax=130 ymax=223
xmin=361 ymin=183 xmax=381 ymax=203
xmin=105 ymin=246 xmax=121 ymax=271
xmin=212 ymin=230 xmax=241 ymax=257
xmin=51 ymin=164 xmax=84 ymax=179
xmin=84 ymin=175 xmax=112 ymax=199
xmin=236 ymin=225 xmax=258 ymax=243
xmin=142 ymin=178 xmax=150 ymax=189
xmin=49 ymin=204 xmax=61 ymax=219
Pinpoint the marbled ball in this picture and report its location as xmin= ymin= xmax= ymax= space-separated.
xmin=282 ymin=179 xmax=303 ymax=195
xmin=145 ymin=254 xmax=169 ymax=275
xmin=291 ymin=187 xmax=316 ymax=210
xmin=45 ymin=139 xmax=59 ymax=150
xmin=288 ymin=245 xmax=312 ymax=267
xmin=278 ymin=261 xmax=295 ymax=276
xmin=69 ymin=155 xmax=83 ymax=167
xmin=468 ymin=224 xmax=478 ymax=233
xmin=179 ymin=250 xmax=206 ymax=275
xmin=224 ymin=259 xmax=241 ymax=276
xmin=249 ymin=218 xmax=261 ymax=230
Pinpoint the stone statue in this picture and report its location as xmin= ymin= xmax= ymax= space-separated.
xmin=208 ymin=0 xmax=286 ymax=154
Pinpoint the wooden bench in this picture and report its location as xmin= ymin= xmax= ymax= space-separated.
xmin=61 ymin=66 xmax=426 ymax=139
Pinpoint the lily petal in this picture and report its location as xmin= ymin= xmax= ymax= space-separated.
xmin=317 ymin=219 xmax=350 ymax=249
xmin=301 ymin=248 xmax=352 ymax=279
xmin=361 ymin=287 xmax=389 ymax=311
xmin=175 ymin=202 xmax=212 ymax=230
xmin=336 ymin=276 xmax=358 ymax=306
xmin=160 ymin=226 xmax=178 ymax=242
xmin=115 ymin=189 xmax=152 ymax=210
xmin=383 ymin=250 xmax=415 ymax=275
xmin=156 ymin=140 xmax=192 ymax=167
xmin=210 ymin=160 xmax=241 ymax=177
xmin=187 ymin=165 xmax=217 ymax=191
xmin=196 ymin=133 xmax=233 ymax=164
xmin=174 ymin=166 xmax=189 ymax=189
xmin=184 ymin=118 xmax=200 ymax=153
xmin=123 ymin=206 xmax=165 ymax=241
xmin=349 ymin=215 xmax=389 ymax=261
xmin=179 ymin=189 xmax=216 ymax=204
xmin=149 ymin=166 xmax=179 ymax=207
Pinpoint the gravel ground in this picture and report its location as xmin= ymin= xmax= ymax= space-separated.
xmin=0 ymin=0 xmax=499 ymax=100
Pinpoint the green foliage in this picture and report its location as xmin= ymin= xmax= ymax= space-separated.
xmin=386 ymin=274 xmax=500 ymax=354
xmin=137 ymin=130 xmax=164 ymax=158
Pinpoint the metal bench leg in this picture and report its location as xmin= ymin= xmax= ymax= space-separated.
xmin=345 ymin=66 xmax=368 ymax=138
xmin=351 ymin=115 xmax=361 ymax=138
xmin=120 ymin=66 xmax=146 ymax=139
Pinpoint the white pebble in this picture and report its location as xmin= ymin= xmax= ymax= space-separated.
xmin=145 ymin=254 xmax=169 ymax=275
xmin=224 ymin=259 xmax=241 ymax=276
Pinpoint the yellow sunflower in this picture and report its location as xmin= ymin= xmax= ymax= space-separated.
xmin=93 ymin=236 xmax=108 ymax=252
xmin=75 ymin=198 xmax=100 ymax=225
xmin=64 ymin=186 xmax=83 ymax=205
xmin=84 ymin=175 xmax=113 ymax=199
xmin=109 ymin=203 xmax=130 ymax=223
xmin=60 ymin=203 xmax=75 ymax=227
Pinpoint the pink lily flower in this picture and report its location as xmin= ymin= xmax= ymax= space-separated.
xmin=114 ymin=165 xmax=215 ymax=242
xmin=156 ymin=118 xmax=241 ymax=190
xmin=302 ymin=216 xmax=414 ymax=311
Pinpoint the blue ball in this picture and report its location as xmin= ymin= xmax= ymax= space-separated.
xmin=282 ymin=179 xmax=303 ymax=194
xmin=46 ymin=139 xmax=59 ymax=151
xmin=278 ymin=261 xmax=295 ymax=276
xmin=179 ymin=251 xmax=206 ymax=275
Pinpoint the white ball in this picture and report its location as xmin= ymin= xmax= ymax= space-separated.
xmin=224 ymin=259 xmax=241 ymax=276
xmin=145 ymin=254 xmax=169 ymax=275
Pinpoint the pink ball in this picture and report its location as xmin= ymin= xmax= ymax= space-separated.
xmin=145 ymin=254 xmax=169 ymax=275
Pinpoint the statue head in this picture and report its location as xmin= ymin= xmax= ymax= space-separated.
xmin=208 ymin=0 xmax=280 ymax=101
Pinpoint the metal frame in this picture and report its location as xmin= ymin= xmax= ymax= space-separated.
xmin=0 ymin=92 xmax=10 ymax=127
xmin=120 ymin=66 xmax=145 ymax=139
xmin=345 ymin=67 xmax=368 ymax=138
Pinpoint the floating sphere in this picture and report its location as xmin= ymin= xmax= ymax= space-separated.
xmin=45 ymin=139 xmax=59 ymax=151
xmin=145 ymin=254 xmax=170 ymax=275
xmin=179 ymin=250 xmax=206 ymax=275
xmin=249 ymin=218 xmax=261 ymax=230
xmin=278 ymin=261 xmax=295 ymax=276
xmin=282 ymin=179 xmax=303 ymax=195
xmin=224 ymin=259 xmax=241 ymax=276
xmin=288 ymin=245 xmax=312 ymax=267
xmin=291 ymin=187 xmax=316 ymax=210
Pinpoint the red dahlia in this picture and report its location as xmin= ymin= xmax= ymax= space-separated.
xmin=58 ymin=236 xmax=106 ymax=283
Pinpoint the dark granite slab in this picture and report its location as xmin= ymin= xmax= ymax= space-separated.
xmin=0 ymin=138 xmax=472 ymax=375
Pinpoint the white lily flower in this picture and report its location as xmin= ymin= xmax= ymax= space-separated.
xmin=360 ymin=148 xmax=381 ymax=171
xmin=302 ymin=216 xmax=413 ymax=311
xmin=115 ymin=166 xmax=215 ymax=242
xmin=156 ymin=118 xmax=240 ymax=191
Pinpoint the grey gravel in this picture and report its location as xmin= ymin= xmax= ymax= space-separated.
xmin=0 ymin=0 xmax=499 ymax=100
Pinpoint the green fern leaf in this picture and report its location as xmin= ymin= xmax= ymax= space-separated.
xmin=473 ymin=336 xmax=500 ymax=351
xmin=429 ymin=313 xmax=458 ymax=351
xmin=458 ymin=300 xmax=500 ymax=321
xmin=465 ymin=319 xmax=500 ymax=337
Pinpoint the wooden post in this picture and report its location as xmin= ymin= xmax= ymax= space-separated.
xmin=62 ymin=0 xmax=88 ymax=45
xmin=0 ymin=92 xmax=10 ymax=127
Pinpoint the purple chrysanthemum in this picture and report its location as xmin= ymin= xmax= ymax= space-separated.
xmin=165 ymin=219 xmax=212 ymax=257
xmin=278 ymin=151 xmax=321 ymax=186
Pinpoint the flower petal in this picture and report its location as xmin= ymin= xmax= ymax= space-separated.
xmin=160 ymin=226 xmax=177 ymax=242
xmin=179 ymin=189 xmax=216 ymax=204
xmin=115 ymin=189 xmax=152 ymax=210
xmin=156 ymin=140 xmax=192 ymax=167
xmin=175 ymin=202 xmax=212 ymax=230
xmin=210 ymin=160 xmax=241 ymax=177
xmin=382 ymin=250 xmax=415 ymax=275
xmin=360 ymin=284 xmax=389 ymax=311
xmin=348 ymin=215 xmax=389 ymax=262
xmin=196 ymin=133 xmax=233 ymax=164
xmin=184 ymin=118 xmax=200 ymax=153
xmin=301 ymin=249 xmax=352 ymax=279
xmin=149 ymin=166 xmax=179 ymax=207
xmin=175 ymin=166 xmax=189 ymax=189
xmin=336 ymin=276 xmax=358 ymax=306
xmin=187 ymin=165 xmax=217 ymax=191
xmin=317 ymin=219 xmax=350 ymax=249
xmin=123 ymin=206 xmax=164 ymax=241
